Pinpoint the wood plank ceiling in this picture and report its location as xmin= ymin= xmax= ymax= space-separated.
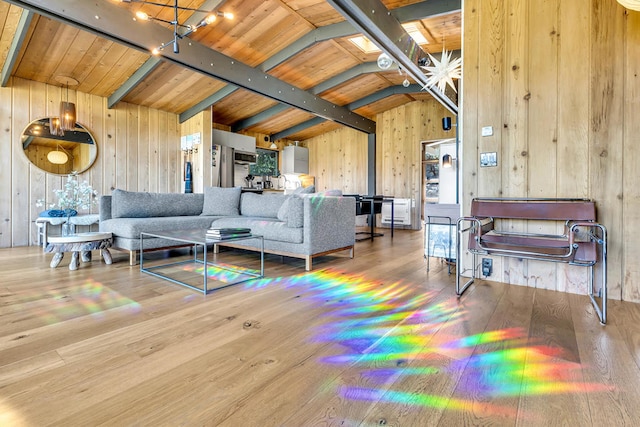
xmin=0 ymin=0 xmax=461 ymax=141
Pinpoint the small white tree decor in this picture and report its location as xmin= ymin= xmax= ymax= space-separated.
xmin=36 ymin=172 xmax=98 ymax=235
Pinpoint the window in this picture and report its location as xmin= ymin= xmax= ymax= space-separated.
xmin=250 ymin=148 xmax=279 ymax=177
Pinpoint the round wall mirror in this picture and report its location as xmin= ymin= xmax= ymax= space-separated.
xmin=21 ymin=118 xmax=97 ymax=175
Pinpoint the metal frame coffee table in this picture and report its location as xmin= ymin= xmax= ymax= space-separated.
xmin=140 ymin=229 xmax=264 ymax=294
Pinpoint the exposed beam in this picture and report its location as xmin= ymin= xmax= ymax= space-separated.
xmin=270 ymin=83 xmax=424 ymax=141
xmin=326 ymin=0 xmax=459 ymax=114
xmin=311 ymin=62 xmax=381 ymax=95
xmin=1 ymin=9 xmax=33 ymax=87
xmin=260 ymin=21 xmax=356 ymax=72
xmin=183 ymin=0 xmax=460 ymax=122
xmin=270 ymin=117 xmax=327 ymax=141
xmin=231 ymin=104 xmax=289 ymax=132
xmin=107 ymin=57 xmax=161 ymax=108
xmin=6 ymin=0 xmax=376 ymax=134
xmin=348 ymin=83 xmax=423 ymax=110
xmin=179 ymin=84 xmax=238 ymax=123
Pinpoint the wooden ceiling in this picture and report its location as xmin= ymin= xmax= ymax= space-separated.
xmin=0 ymin=0 xmax=461 ymax=141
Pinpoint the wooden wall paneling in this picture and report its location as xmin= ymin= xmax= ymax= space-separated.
xmin=168 ymin=113 xmax=179 ymax=193
xmin=500 ymin=0 xmax=529 ymax=287
xmin=556 ymin=0 xmax=591 ymax=294
xmin=88 ymin=91 xmax=104 ymax=214
xmin=11 ymin=78 xmax=30 ymax=247
xmin=460 ymin=0 xmax=480 ymax=282
xmin=28 ymin=80 xmax=47 ymax=245
xmin=320 ymin=131 xmax=342 ymax=192
xmin=148 ymin=108 xmax=159 ymax=193
xmin=380 ymin=106 xmax=396 ymax=197
xmin=44 ymin=80 xmax=62 ymax=223
xmin=342 ymin=128 xmax=368 ymax=194
xmin=157 ymin=110 xmax=169 ymax=193
xmin=622 ymin=9 xmax=640 ymax=302
xmin=103 ymin=104 xmax=117 ymax=193
xmin=406 ymin=103 xmax=424 ymax=227
xmin=525 ymin=0 xmax=560 ymax=291
xmin=126 ymin=103 xmax=139 ymax=191
xmin=0 ymin=80 xmax=12 ymax=248
xmin=476 ymin=0 xmax=504 ymax=282
xmin=137 ymin=105 xmax=150 ymax=192
xmin=590 ymin=1 xmax=624 ymax=301
xmin=308 ymin=133 xmax=329 ymax=191
xmin=115 ymin=105 xmax=128 ymax=191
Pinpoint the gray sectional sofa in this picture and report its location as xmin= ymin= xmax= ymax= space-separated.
xmin=99 ymin=187 xmax=355 ymax=270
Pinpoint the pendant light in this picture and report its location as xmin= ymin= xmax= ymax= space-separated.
xmin=47 ymin=144 xmax=68 ymax=164
xmin=49 ymin=117 xmax=63 ymax=136
xmin=56 ymin=76 xmax=78 ymax=131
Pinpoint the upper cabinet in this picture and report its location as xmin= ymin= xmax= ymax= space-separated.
xmin=282 ymin=145 xmax=308 ymax=174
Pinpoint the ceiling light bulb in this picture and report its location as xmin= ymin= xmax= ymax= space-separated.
xmin=151 ymin=47 xmax=160 ymax=55
xmin=403 ymin=78 xmax=410 ymax=87
xmin=205 ymin=14 xmax=217 ymax=24
xmin=135 ymin=11 xmax=149 ymax=21
xmin=377 ymin=52 xmax=393 ymax=70
xmin=222 ymin=12 xmax=234 ymax=19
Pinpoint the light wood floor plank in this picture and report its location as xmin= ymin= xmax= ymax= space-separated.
xmin=0 ymin=229 xmax=639 ymax=426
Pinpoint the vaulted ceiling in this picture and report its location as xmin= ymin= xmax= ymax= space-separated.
xmin=0 ymin=0 xmax=461 ymax=141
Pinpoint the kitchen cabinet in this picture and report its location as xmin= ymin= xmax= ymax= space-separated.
xmin=282 ymin=145 xmax=309 ymax=174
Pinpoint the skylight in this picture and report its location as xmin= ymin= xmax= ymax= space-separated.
xmin=349 ymin=22 xmax=429 ymax=54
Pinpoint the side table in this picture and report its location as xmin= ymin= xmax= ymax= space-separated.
xmin=36 ymin=214 xmax=100 ymax=248
xmin=45 ymin=232 xmax=113 ymax=270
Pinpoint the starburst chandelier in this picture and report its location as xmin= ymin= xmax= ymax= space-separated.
xmin=421 ymin=48 xmax=462 ymax=93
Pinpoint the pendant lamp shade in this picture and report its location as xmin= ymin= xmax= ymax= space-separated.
xmin=49 ymin=117 xmax=63 ymax=136
xmin=47 ymin=149 xmax=68 ymax=164
xmin=55 ymin=76 xmax=79 ymax=132
xmin=60 ymin=101 xmax=76 ymax=131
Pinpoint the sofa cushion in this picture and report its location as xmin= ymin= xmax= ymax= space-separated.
xmin=101 ymin=216 xmax=219 ymax=239
xmin=240 ymin=193 xmax=286 ymax=218
xmin=211 ymin=217 xmax=303 ymax=244
xmin=202 ymin=186 xmax=241 ymax=216
xmin=111 ymin=190 xmax=204 ymax=218
xmin=277 ymin=195 xmax=304 ymax=228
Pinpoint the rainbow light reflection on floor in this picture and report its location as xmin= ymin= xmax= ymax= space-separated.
xmin=245 ymin=268 xmax=613 ymax=420
xmin=17 ymin=281 xmax=140 ymax=325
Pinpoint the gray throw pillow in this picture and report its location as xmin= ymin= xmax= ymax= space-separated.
xmin=241 ymin=193 xmax=286 ymax=218
xmin=201 ymin=186 xmax=241 ymax=216
xmin=277 ymin=196 xmax=292 ymax=222
xmin=286 ymin=195 xmax=304 ymax=228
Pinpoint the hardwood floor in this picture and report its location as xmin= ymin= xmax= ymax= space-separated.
xmin=1 ymin=229 xmax=640 ymax=426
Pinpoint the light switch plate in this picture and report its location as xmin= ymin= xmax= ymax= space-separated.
xmin=481 ymin=126 xmax=493 ymax=137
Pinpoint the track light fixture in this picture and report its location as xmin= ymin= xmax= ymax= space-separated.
xmin=117 ymin=0 xmax=233 ymax=55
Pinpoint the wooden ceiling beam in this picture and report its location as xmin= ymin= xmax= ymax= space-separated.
xmin=1 ymin=9 xmax=33 ymax=87
xmin=5 ymin=0 xmax=376 ymax=133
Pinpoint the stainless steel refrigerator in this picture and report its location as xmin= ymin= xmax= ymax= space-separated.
xmin=211 ymin=143 xmax=234 ymax=187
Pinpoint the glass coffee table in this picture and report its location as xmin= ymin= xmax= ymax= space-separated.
xmin=139 ymin=229 xmax=264 ymax=294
